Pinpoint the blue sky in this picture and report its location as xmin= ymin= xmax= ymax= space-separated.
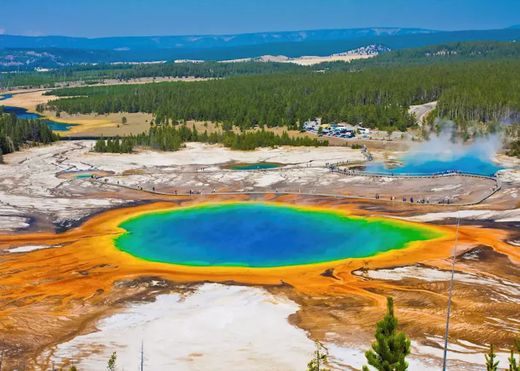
xmin=1 ymin=0 xmax=519 ymax=37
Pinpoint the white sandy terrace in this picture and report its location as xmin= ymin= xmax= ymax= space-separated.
xmin=0 ymin=141 xmax=119 ymax=230
xmin=0 ymin=141 xmax=365 ymax=231
xmin=82 ymin=141 xmax=366 ymax=169
xmin=49 ymin=283 xmax=514 ymax=371
xmin=50 ymin=284 xmax=315 ymax=371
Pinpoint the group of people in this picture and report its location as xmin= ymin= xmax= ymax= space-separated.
xmin=375 ymin=194 xmax=432 ymax=204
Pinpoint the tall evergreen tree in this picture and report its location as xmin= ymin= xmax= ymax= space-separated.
xmin=107 ymin=352 xmax=117 ymax=371
xmin=307 ymin=342 xmax=330 ymax=371
xmin=485 ymin=344 xmax=499 ymax=371
xmin=509 ymin=341 xmax=520 ymax=371
xmin=509 ymin=348 xmax=519 ymax=371
xmin=362 ymin=297 xmax=411 ymax=371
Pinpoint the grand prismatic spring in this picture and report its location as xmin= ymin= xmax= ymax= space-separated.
xmin=115 ymin=203 xmax=441 ymax=267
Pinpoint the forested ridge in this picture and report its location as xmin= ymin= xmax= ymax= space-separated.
xmin=48 ymin=60 xmax=520 ymax=131
xmin=339 ymin=41 xmax=520 ymax=69
xmin=0 ymin=113 xmax=59 ymax=162
xmin=2 ymin=40 xmax=520 ymax=89
xmin=0 ymin=62 xmax=307 ymax=89
xmin=94 ymin=124 xmax=327 ymax=153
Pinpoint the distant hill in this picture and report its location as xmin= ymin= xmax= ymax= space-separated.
xmin=1 ymin=27 xmax=520 ymax=70
xmin=0 ymin=28 xmax=435 ymax=50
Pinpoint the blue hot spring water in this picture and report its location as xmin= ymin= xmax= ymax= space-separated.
xmin=230 ymin=163 xmax=282 ymax=170
xmin=114 ymin=203 xmax=440 ymax=268
xmin=364 ymin=152 xmax=502 ymax=176
xmin=1 ymin=105 xmax=76 ymax=132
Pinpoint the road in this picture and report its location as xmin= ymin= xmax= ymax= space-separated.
xmin=409 ymin=101 xmax=438 ymax=126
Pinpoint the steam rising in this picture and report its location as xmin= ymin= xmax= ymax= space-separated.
xmin=408 ymin=127 xmax=503 ymax=162
xmin=366 ymin=126 xmax=504 ymax=176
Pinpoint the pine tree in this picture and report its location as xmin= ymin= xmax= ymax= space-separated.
xmin=509 ymin=346 xmax=519 ymax=371
xmin=307 ymin=342 xmax=330 ymax=371
xmin=485 ymin=344 xmax=499 ymax=371
xmin=509 ymin=349 xmax=519 ymax=371
xmin=362 ymin=297 xmax=411 ymax=371
xmin=107 ymin=351 xmax=117 ymax=371
xmin=94 ymin=137 xmax=106 ymax=152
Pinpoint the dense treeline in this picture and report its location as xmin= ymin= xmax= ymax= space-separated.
xmin=48 ymin=69 xmax=424 ymax=131
xmin=0 ymin=61 xmax=308 ymax=89
xmin=49 ymin=60 xmax=520 ymax=131
xmin=94 ymin=136 xmax=134 ymax=153
xmin=94 ymin=125 xmax=327 ymax=153
xmin=433 ymin=63 xmax=520 ymax=123
xmin=109 ymin=61 xmax=306 ymax=79
xmin=0 ymin=113 xmax=59 ymax=161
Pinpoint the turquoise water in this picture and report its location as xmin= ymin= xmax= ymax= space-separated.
xmin=75 ymin=173 xmax=93 ymax=179
xmin=1 ymin=106 xmax=76 ymax=131
xmin=115 ymin=203 xmax=439 ymax=267
xmin=0 ymin=94 xmax=13 ymax=101
xmin=364 ymin=153 xmax=502 ymax=176
xmin=230 ymin=163 xmax=281 ymax=170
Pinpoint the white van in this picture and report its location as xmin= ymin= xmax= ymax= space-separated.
xmin=358 ymin=127 xmax=370 ymax=135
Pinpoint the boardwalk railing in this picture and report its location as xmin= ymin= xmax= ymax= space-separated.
xmin=327 ymin=164 xmax=500 ymax=181
xmin=92 ymin=170 xmax=502 ymax=208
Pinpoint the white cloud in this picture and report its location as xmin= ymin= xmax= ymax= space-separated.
xmin=0 ymin=28 xmax=6 ymax=35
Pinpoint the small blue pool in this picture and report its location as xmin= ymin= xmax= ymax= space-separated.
xmin=229 ymin=163 xmax=282 ymax=171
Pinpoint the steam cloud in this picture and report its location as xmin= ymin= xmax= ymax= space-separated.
xmin=408 ymin=126 xmax=503 ymax=162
